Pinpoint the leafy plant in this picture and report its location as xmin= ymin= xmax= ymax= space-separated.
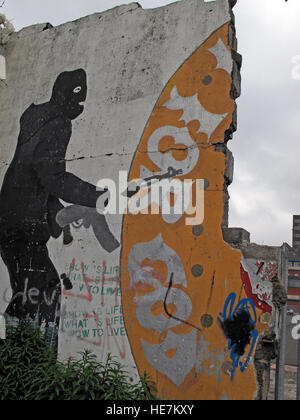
xmin=0 ymin=321 xmax=157 ymax=400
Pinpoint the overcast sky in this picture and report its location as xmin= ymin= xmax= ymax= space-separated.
xmin=1 ymin=0 xmax=300 ymax=247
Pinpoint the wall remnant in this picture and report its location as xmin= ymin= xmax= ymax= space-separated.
xmin=0 ymin=0 xmax=285 ymax=400
xmin=0 ymin=13 xmax=14 ymax=45
xmin=225 ymin=234 xmax=287 ymax=399
xmin=0 ymin=13 xmax=14 ymax=79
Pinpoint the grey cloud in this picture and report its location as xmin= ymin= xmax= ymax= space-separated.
xmin=228 ymin=0 xmax=300 ymax=246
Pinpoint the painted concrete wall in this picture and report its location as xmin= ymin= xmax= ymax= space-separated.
xmin=0 ymin=0 xmax=284 ymax=400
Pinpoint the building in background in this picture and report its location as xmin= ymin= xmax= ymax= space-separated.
xmin=287 ymin=216 xmax=300 ymax=313
xmin=292 ymin=215 xmax=300 ymax=249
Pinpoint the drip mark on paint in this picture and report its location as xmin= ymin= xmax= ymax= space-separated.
xmin=256 ymin=262 xmax=264 ymax=276
xmin=206 ymin=270 xmax=216 ymax=313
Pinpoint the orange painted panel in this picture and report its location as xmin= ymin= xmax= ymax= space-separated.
xmin=121 ymin=24 xmax=266 ymax=400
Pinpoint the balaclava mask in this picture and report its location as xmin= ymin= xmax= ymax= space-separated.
xmin=51 ymin=69 xmax=87 ymax=120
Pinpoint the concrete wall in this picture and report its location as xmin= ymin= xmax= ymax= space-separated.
xmin=0 ymin=0 xmax=284 ymax=400
xmin=224 ymin=230 xmax=286 ymax=399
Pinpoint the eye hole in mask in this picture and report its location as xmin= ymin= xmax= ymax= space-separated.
xmin=73 ymin=86 xmax=82 ymax=94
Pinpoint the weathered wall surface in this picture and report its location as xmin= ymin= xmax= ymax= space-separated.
xmin=0 ymin=0 xmax=284 ymax=400
xmin=224 ymin=230 xmax=286 ymax=399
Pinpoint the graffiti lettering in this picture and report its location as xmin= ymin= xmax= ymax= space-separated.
xmin=10 ymin=278 xmax=60 ymax=308
xmin=59 ymin=258 xmax=127 ymax=359
xmin=218 ymin=293 xmax=258 ymax=381
xmin=241 ymin=259 xmax=276 ymax=314
xmin=128 ymin=235 xmax=198 ymax=385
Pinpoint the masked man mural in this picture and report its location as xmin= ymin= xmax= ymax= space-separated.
xmin=0 ymin=69 xmax=108 ymax=352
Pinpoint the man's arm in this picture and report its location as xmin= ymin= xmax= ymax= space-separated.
xmin=33 ymin=116 xmax=105 ymax=208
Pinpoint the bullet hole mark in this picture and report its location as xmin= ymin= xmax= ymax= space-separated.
xmin=192 ymin=264 xmax=203 ymax=277
xmin=202 ymin=75 xmax=212 ymax=85
xmin=222 ymin=361 xmax=232 ymax=376
xmin=192 ymin=225 xmax=204 ymax=237
xmin=204 ymin=179 xmax=210 ymax=190
xmin=200 ymin=314 xmax=213 ymax=328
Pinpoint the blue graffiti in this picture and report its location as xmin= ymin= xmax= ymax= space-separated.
xmin=218 ymin=293 xmax=258 ymax=381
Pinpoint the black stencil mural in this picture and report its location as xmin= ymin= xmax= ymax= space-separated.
xmin=0 ymin=69 xmax=114 ymax=352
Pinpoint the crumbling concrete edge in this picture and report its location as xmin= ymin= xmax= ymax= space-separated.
xmin=214 ymin=0 xmax=242 ymax=228
xmin=222 ymin=0 xmax=287 ymax=400
xmin=0 ymin=13 xmax=15 ymax=81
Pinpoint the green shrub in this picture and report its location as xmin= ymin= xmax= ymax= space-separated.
xmin=0 ymin=321 xmax=157 ymax=400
